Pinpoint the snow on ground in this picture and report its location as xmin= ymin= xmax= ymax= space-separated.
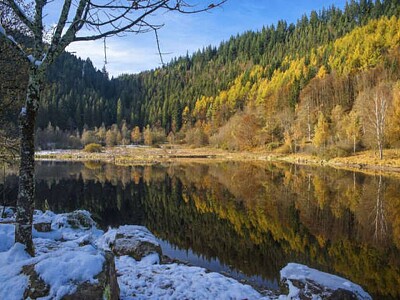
xmin=116 ymin=253 xmax=266 ymax=300
xmin=280 ymin=263 xmax=372 ymax=300
xmin=0 ymin=243 xmax=31 ymax=300
xmin=0 ymin=209 xmax=105 ymax=300
xmin=0 ymin=208 xmax=372 ymax=300
xmin=0 ymin=223 xmax=15 ymax=251
xmin=35 ymin=149 xmax=74 ymax=155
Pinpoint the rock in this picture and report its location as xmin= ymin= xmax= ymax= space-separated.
xmin=280 ymin=277 xmax=362 ymax=299
xmin=329 ymin=288 xmax=358 ymax=299
xmin=34 ymin=222 xmax=52 ymax=232
xmin=66 ymin=210 xmax=96 ymax=229
xmin=22 ymin=251 xmax=119 ymax=300
xmin=280 ymin=263 xmax=371 ymax=300
xmin=0 ymin=206 xmax=15 ymax=218
xmin=101 ymin=225 xmax=162 ymax=260
xmin=52 ymin=210 xmax=97 ymax=230
xmin=63 ymin=251 xmax=120 ymax=300
xmin=23 ymin=264 xmax=50 ymax=299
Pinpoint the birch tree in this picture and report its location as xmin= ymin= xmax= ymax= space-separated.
xmin=357 ymin=83 xmax=391 ymax=160
xmin=0 ymin=0 xmax=225 ymax=256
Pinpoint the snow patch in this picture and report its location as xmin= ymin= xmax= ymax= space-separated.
xmin=27 ymin=54 xmax=44 ymax=66
xmin=116 ymin=254 xmax=266 ymax=300
xmin=97 ymin=225 xmax=159 ymax=251
xmin=34 ymin=245 xmax=105 ymax=299
xmin=20 ymin=106 xmax=27 ymax=116
xmin=0 ymin=210 xmax=106 ymax=299
xmin=0 ymin=224 xmax=15 ymax=251
xmin=36 ymin=149 xmax=74 ymax=155
xmin=281 ymin=263 xmax=372 ymax=299
xmin=0 ymin=243 xmax=31 ymax=300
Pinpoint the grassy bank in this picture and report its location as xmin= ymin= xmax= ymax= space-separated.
xmin=35 ymin=145 xmax=400 ymax=174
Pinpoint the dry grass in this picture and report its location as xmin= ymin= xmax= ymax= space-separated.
xmin=330 ymin=149 xmax=400 ymax=167
xmin=35 ymin=145 xmax=266 ymax=165
xmin=35 ymin=146 xmax=400 ymax=174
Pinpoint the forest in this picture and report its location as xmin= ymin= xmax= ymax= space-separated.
xmin=1 ymin=0 xmax=400 ymax=159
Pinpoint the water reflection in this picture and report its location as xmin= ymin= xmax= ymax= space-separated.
xmin=2 ymin=161 xmax=400 ymax=298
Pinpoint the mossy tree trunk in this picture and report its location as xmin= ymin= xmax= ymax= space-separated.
xmin=15 ymin=66 xmax=43 ymax=256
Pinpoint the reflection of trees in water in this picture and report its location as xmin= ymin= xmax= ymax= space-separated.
xmin=165 ymin=163 xmax=400 ymax=298
xmin=6 ymin=161 xmax=400 ymax=298
xmin=373 ymin=175 xmax=387 ymax=243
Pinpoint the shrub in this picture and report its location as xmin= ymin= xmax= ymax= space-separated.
xmin=185 ymin=127 xmax=209 ymax=147
xmin=318 ymin=145 xmax=352 ymax=159
xmin=84 ymin=143 xmax=102 ymax=153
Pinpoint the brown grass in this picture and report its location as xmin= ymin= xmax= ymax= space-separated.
xmin=35 ymin=146 xmax=400 ymax=174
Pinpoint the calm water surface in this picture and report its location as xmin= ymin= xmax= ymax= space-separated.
xmin=3 ymin=161 xmax=400 ymax=298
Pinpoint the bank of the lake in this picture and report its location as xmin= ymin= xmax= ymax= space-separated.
xmin=35 ymin=146 xmax=400 ymax=174
xmin=0 ymin=208 xmax=372 ymax=299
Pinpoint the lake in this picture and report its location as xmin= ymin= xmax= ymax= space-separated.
xmin=2 ymin=160 xmax=400 ymax=298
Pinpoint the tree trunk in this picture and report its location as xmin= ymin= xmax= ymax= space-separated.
xmin=15 ymin=69 xmax=41 ymax=256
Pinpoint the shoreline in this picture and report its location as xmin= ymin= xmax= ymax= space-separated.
xmin=0 ymin=208 xmax=372 ymax=299
xmin=34 ymin=146 xmax=400 ymax=175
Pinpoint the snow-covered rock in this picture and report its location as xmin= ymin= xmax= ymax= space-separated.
xmin=0 ymin=210 xmax=119 ymax=300
xmin=97 ymin=225 xmax=162 ymax=260
xmin=0 ymin=206 xmax=15 ymax=219
xmin=280 ymin=263 xmax=372 ymax=300
xmin=61 ymin=251 xmax=119 ymax=300
xmin=1 ymin=209 xmax=372 ymax=300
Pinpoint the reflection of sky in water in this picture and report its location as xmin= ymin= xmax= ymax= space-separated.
xmin=158 ymin=238 xmax=279 ymax=291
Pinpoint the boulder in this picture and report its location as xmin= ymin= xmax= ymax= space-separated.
xmin=280 ymin=263 xmax=371 ymax=300
xmin=23 ymin=264 xmax=50 ymax=299
xmin=33 ymin=222 xmax=52 ymax=232
xmin=100 ymin=225 xmax=162 ymax=260
xmin=63 ymin=251 xmax=119 ymax=300
xmin=0 ymin=206 xmax=15 ymax=219
xmin=22 ymin=251 xmax=119 ymax=300
xmin=64 ymin=210 xmax=96 ymax=229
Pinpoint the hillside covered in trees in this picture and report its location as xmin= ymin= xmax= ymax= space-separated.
xmin=2 ymin=0 xmax=400 ymax=158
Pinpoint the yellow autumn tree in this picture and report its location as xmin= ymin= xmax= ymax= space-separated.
xmin=344 ymin=110 xmax=362 ymax=154
xmin=313 ymin=112 xmax=330 ymax=149
xmin=387 ymin=82 xmax=400 ymax=147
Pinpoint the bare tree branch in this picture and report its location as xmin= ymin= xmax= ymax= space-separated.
xmin=4 ymin=0 xmax=34 ymax=32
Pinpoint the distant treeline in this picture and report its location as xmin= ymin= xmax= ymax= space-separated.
xmin=2 ymin=0 xmax=400 ymax=157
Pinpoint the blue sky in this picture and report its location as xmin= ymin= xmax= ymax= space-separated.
xmin=66 ymin=0 xmax=348 ymax=77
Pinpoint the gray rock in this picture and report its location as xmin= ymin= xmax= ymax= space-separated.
xmin=280 ymin=263 xmax=371 ymax=300
xmin=65 ymin=210 xmax=96 ymax=229
xmin=63 ymin=251 xmax=120 ymax=300
xmin=107 ymin=225 xmax=162 ymax=260
xmin=22 ymin=264 xmax=50 ymax=299
xmin=33 ymin=222 xmax=51 ymax=232
xmin=22 ymin=251 xmax=119 ymax=300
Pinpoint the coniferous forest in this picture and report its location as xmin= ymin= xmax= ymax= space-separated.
xmin=2 ymin=0 xmax=400 ymax=158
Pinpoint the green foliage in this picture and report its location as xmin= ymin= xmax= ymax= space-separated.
xmin=84 ymin=143 xmax=102 ymax=153
xmin=8 ymin=0 xmax=399 ymax=157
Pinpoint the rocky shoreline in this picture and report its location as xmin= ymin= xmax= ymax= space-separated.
xmin=0 ymin=208 xmax=371 ymax=299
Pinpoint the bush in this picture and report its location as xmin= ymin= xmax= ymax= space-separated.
xmin=185 ymin=127 xmax=209 ymax=147
xmin=84 ymin=143 xmax=102 ymax=153
xmin=318 ymin=145 xmax=352 ymax=159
